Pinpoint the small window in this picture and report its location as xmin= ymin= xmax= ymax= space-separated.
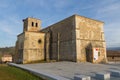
xmin=38 ymin=39 xmax=42 ymax=44
xmin=112 ymin=56 xmax=114 ymax=59
xmin=36 ymin=23 xmax=38 ymax=27
xmin=32 ymin=22 xmax=34 ymax=27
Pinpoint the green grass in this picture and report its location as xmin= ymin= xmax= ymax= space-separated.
xmin=0 ymin=64 xmax=44 ymax=80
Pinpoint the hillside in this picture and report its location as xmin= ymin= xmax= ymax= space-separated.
xmin=107 ymin=50 xmax=120 ymax=56
xmin=0 ymin=47 xmax=15 ymax=55
xmin=107 ymin=47 xmax=120 ymax=51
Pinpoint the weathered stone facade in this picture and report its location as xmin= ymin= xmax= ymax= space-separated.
xmin=14 ymin=18 xmax=45 ymax=63
xmin=14 ymin=14 xmax=107 ymax=64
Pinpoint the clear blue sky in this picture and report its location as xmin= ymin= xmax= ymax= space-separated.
xmin=0 ymin=0 xmax=120 ymax=48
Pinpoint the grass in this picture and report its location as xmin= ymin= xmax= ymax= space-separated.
xmin=0 ymin=64 xmax=44 ymax=80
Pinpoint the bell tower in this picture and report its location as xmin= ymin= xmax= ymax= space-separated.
xmin=23 ymin=17 xmax=41 ymax=32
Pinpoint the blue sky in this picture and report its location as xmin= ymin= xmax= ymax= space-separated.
xmin=0 ymin=0 xmax=120 ymax=48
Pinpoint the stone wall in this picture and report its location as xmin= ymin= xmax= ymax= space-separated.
xmin=14 ymin=33 xmax=24 ymax=63
xmin=75 ymin=15 xmax=107 ymax=63
xmin=15 ymin=32 xmax=45 ymax=63
xmin=41 ymin=15 xmax=107 ymax=63
xmin=23 ymin=32 xmax=45 ymax=63
xmin=41 ymin=15 xmax=76 ymax=61
xmin=107 ymin=57 xmax=120 ymax=62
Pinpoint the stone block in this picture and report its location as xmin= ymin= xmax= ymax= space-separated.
xmin=74 ymin=75 xmax=91 ymax=80
xmin=95 ymin=72 xmax=110 ymax=80
xmin=110 ymin=70 xmax=120 ymax=77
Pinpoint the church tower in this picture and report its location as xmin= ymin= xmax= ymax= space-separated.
xmin=23 ymin=17 xmax=41 ymax=32
xmin=15 ymin=17 xmax=45 ymax=64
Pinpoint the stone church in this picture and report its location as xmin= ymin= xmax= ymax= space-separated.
xmin=14 ymin=14 xmax=107 ymax=64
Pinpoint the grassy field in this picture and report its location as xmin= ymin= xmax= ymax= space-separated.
xmin=0 ymin=64 xmax=44 ymax=80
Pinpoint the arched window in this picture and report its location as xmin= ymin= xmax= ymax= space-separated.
xmin=36 ymin=23 xmax=38 ymax=27
xmin=32 ymin=22 xmax=34 ymax=27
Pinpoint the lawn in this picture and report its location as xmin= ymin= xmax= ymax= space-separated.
xmin=0 ymin=64 xmax=44 ymax=80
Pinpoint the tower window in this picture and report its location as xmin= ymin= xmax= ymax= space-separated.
xmin=32 ymin=22 xmax=34 ymax=27
xmin=36 ymin=23 xmax=38 ymax=27
xmin=38 ymin=39 xmax=42 ymax=44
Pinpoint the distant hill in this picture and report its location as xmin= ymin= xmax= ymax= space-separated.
xmin=0 ymin=47 xmax=15 ymax=61
xmin=107 ymin=50 xmax=120 ymax=55
xmin=0 ymin=47 xmax=15 ymax=55
xmin=107 ymin=50 xmax=120 ymax=62
xmin=107 ymin=47 xmax=120 ymax=51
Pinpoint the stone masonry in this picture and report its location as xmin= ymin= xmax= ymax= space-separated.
xmin=14 ymin=18 xmax=45 ymax=63
xmin=14 ymin=14 xmax=107 ymax=64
